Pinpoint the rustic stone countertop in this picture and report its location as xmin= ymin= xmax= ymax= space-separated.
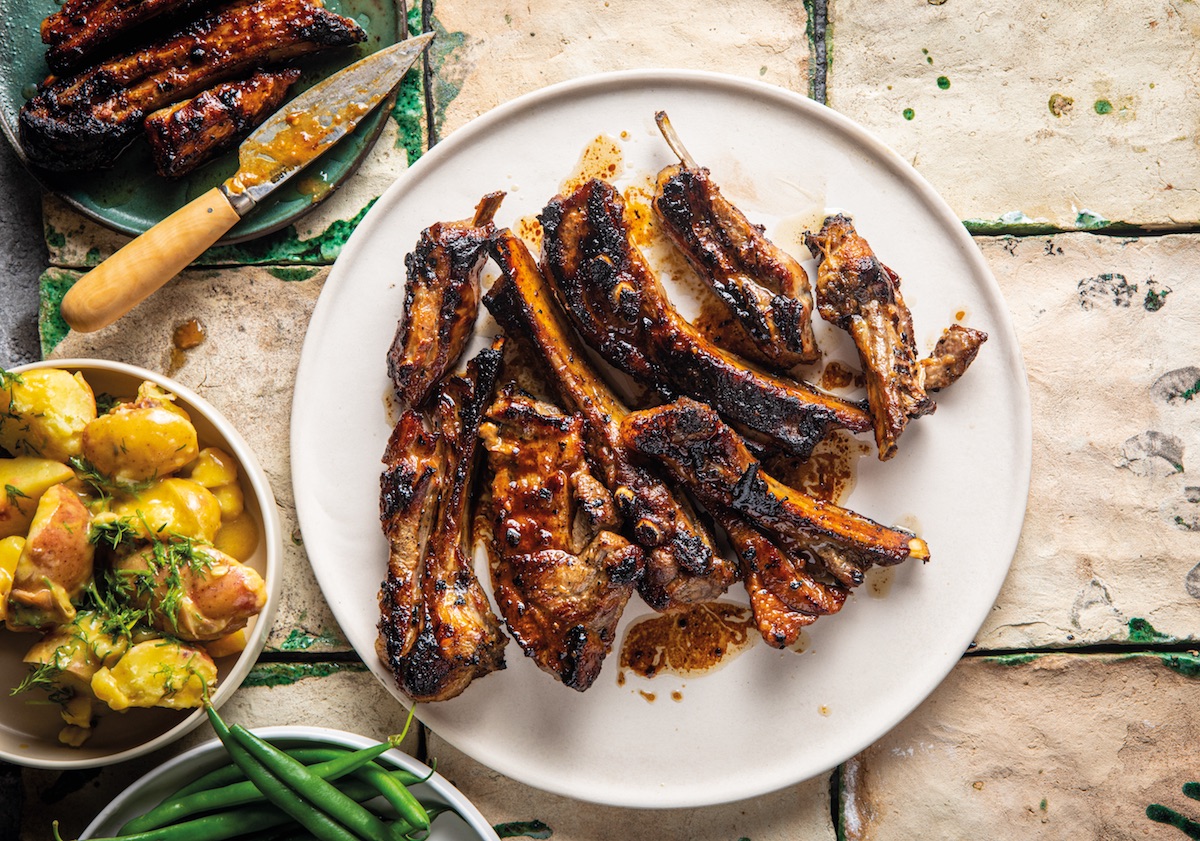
xmin=5 ymin=1 xmax=1200 ymax=839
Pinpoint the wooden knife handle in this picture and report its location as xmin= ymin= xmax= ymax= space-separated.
xmin=60 ymin=187 xmax=242 ymax=333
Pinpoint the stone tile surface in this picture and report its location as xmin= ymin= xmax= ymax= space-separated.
xmin=432 ymin=0 xmax=812 ymax=136
xmin=974 ymin=233 xmax=1200 ymax=648
xmin=842 ymin=653 xmax=1200 ymax=840
xmin=827 ymin=0 xmax=1200 ymax=228
xmin=47 ymin=266 xmax=348 ymax=654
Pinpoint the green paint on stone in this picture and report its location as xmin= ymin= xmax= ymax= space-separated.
xmin=1185 ymin=783 xmax=1200 ymax=801
xmin=1128 ymin=617 xmax=1170 ymax=643
xmin=984 ymin=652 xmax=1042 ymax=666
xmin=391 ymin=5 xmax=426 ymax=165
xmin=1160 ymin=653 xmax=1200 ymax=679
xmin=84 ymin=247 xmax=102 ymax=267
xmin=244 ymin=661 xmax=366 ymax=688
xmin=937 ymin=76 xmax=950 ymax=90
xmin=1040 ymin=799 xmax=1048 ymax=811
xmin=1147 ymin=803 xmax=1200 ymax=838
xmin=44 ymin=226 xmax=66 ymax=250
xmin=760 ymin=66 xmax=768 ymax=76
xmin=963 ymin=212 xmax=1057 ymax=236
xmin=493 ymin=821 xmax=553 ymax=839
xmin=1094 ymin=99 xmax=1114 ymax=115
xmin=265 ymin=266 xmax=321 ymax=282
xmin=903 ymin=108 xmax=915 ymax=120
xmin=427 ymin=18 xmax=469 ymax=136
xmin=278 ymin=627 xmax=345 ymax=651
xmin=1074 ymin=210 xmax=1111 ymax=230
xmin=1144 ymin=285 xmax=1172 ymax=312
xmin=200 ymin=199 xmax=377 ymax=265
xmin=37 ymin=269 xmax=78 ymax=359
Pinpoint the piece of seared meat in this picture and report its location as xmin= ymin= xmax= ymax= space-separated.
xmin=481 ymin=387 xmax=642 ymax=690
xmin=40 ymin=0 xmax=211 ymax=74
xmin=921 ymin=324 xmax=988 ymax=392
xmin=376 ymin=340 xmax=508 ymax=703
xmin=485 ymin=229 xmax=736 ymax=611
xmin=623 ymin=398 xmax=929 ymax=584
xmin=653 ymin=111 xmax=819 ymax=369
xmin=144 ymin=67 xmax=300 ymax=178
xmin=387 ymin=192 xmax=505 ymax=410
xmin=539 ymin=179 xmax=870 ymax=460
xmin=20 ymin=0 xmax=365 ymax=172
xmin=805 ymin=215 xmax=937 ymax=460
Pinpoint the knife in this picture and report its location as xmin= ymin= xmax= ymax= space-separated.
xmin=60 ymin=31 xmax=435 ymax=334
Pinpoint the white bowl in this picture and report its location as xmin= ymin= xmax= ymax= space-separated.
xmin=80 ymin=726 xmax=501 ymax=840
xmin=0 ymin=358 xmax=282 ymax=768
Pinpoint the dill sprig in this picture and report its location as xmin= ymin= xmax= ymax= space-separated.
xmin=11 ymin=662 xmax=72 ymax=705
xmin=4 ymin=484 xmax=29 ymax=507
xmin=69 ymin=456 xmax=154 ymax=502
xmin=88 ymin=517 xmax=140 ymax=551
xmin=0 ymin=369 xmax=23 ymax=391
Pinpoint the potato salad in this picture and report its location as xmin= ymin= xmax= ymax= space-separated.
xmin=0 ymin=367 xmax=266 ymax=746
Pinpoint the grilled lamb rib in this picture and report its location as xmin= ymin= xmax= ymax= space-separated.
xmin=538 ymin=178 xmax=870 ymax=459
xmin=805 ymin=214 xmax=936 ymax=460
xmin=484 ymin=229 xmax=736 ymax=611
xmin=40 ymin=0 xmax=209 ymax=74
xmin=144 ymin=67 xmax=301 ymax=178
xmin=622 ymin=398 xmax=929 ymax=586
xmin=387 ymin=192 xmax=505 ymax=410
xmin=481 ymin=387 xmax=642 ymax=690
xmin=922 ymin=324 xmax=988 ymax=391
xmin=376 ymin=340 xmax=507 ymax=702
xmin=20 ymin=0 xmax=365 ymax=171
xmin=653 ymin=111 xmax=819 ymax=369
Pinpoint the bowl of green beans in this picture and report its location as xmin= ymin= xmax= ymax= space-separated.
xmin=77 ymin=722 xmax=501 ymax=841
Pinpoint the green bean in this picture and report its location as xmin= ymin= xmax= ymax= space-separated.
xmin=229 ymin=722 xmax=394 ymax=841
xmin=121 ymin=738 xmax=404 ymax=834
xmin=351 ymin=764 xmax=430 ymax=833
xmin=53 ymin=801 xmax=306 ymax=841
xmin=171 ymin=748 xmax=354 ymax=798
xmin=205 ymin=706 xmax=361 ymax=841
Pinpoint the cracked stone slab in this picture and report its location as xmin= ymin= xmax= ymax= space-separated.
xmin=431 ymin=0 xmax=813 ymax=137
xmin=841 ymin=653 xmax=1200 ymax=840
xmin=16 ymin=667 xmax=420 ymax=841
xmin=827 ymin=0 xmax=1200 ymax=228
xmin=425 ymin=730 xmax=835 ymax=840
xmin=45 ymin=266 xmax=348 ymax=655
xmin=974 ymin=233 xmax=1200 ymax=648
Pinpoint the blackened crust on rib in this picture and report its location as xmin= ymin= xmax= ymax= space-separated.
xmin=538 ymin=179 xmax=869 ymax=459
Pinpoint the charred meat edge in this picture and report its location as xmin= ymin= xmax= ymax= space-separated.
xmin=653 ymin=111 xmax=819 ymax=369
xmin=484 ymin=228 xmax=737 ymax=611
xmin=805 ymin=214 xmax=937 ymax=460
xmin=538 ymin=178 xmax=870 ymax=460
xmin=387 ymin=192 xmax=505 ymax=410
xmin=623 ymin=397 xmax=930 ymax=582
xmin=41 ymin=0 xmax=210 ymax=74
xmin=20 ymin=0 xmax=366 ymax=172
xmin=481 ymin=387 xmax=642 ymax=690
xmin=922 ymin=324 xmax=988 ymax=392
xmin=144 ymin=67 xmax=301 ymax=178
xmin=377 ymin=339 xmax=508 ymax=702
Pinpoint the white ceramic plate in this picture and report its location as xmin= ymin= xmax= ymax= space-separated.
xmin=80 ymin=726 xmax=500 ymax=840
xmin=0 ymin=359 xmax=282 ymax=769
xmin=291 ymin=70 xmax=1031 ymax=808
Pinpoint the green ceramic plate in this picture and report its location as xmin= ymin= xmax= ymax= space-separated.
xmin=0 ymin=0 xmax=403 ymax=244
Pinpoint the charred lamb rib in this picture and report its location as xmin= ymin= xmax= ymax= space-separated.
xmin=921 ymin=324 xmax=988 ymax=392
xmin=653 ymin=111 xmax=819 ymax=369
xmin=20 ymin=0 xmax=366 ymax=171
xmin=377 ymin=340 xmax=508 ymax=702
xmin=387 ymin=192 xmax=506 ymax=410
xmin=481 ymin=387 xmax=642 ymax=690
xmin=484 ymin=229 xmax=737 ymax=611
xmin=539 ymin=178 xmax=870 ymax=459
xmin=40 ymin=0 xmax=209 ymax=74
xmin=623 ymin=398 xmax=929 ymax=587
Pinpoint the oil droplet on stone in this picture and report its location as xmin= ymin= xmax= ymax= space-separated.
xmin=818 ymin=705 xmax=831 ymax=716
xmin=561 ymin=134 xmax=624 ymax=195
xmin=173 ymin=318 xmax=206 ymax=350
xmin=865 ymin=566 xmax=895 ymax=599
xmin=619 ymin=602 xmax=756 ymax=679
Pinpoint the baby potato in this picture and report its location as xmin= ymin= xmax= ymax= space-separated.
xmin=214 ymin=511 xmax=259 ymax=561
xmin=82 ymin=384 xmax=199 ymax=483
xmin=114 ymin=478 xmax=222 ymax=543
xmin=6 ymin=484 xmax=94 ymax=631
xmin=0 ymin=369 xmax=96 ymax=462
xmin=0 ymin=535 xmax=24 ymax=622
xmin=183 ymin=447 xmax=240 ymax=488
xmin=23 ymin=611 xmax=130 ymax=691
xmin=0 ymin=457 xmax=76 ymax=539
xmin=91 ymin=638 xmax=217 ymax=711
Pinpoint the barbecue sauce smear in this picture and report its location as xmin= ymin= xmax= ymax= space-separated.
xmin=619 ymin=602 xmax=756 ymax=683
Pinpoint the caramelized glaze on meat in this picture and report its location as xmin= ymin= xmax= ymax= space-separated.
xmin=538 ymin=179 xmax=870 ymax=459
xmin=653 ymin=111 xmax=819 ymax=369
xmin=40 ymin=0 xmax=210 ymax=73
xmin=805 ymin=215 xmax=936 ymax=459
xmin=481 ymin=387 xmax=642 ymax=690
xmin=484 ymin=229 xmax=737 ymax=611
xmin=922 ymin=324 xmax=988 ymax=391
xmin=387 ymin=193 xmax=505 ymax=410
xmin=376 ymin=340 xmax=507 ymax=702
xmin=622 ymin=398 xmax=929 ymax=582
xmin=20 ymin=0 xmax=365 ymax=171
xmin=144 ymin=67 xmax=301 ymax=178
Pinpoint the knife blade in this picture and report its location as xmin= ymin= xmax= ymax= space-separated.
xmin=60 ymin=31 xmax=435 ymax=334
